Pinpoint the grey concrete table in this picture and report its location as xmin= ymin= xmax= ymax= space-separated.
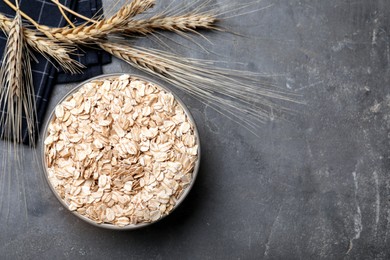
xmin=1 ymin=0 xmax=389 ymax=259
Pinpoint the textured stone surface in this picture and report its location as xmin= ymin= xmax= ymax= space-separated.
xmin=1 ymin=0 xmax=390 ymax=259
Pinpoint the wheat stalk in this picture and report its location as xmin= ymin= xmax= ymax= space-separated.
xmin=0 ymin=13 xmax=83 ymax=74
xmin=38 ymin=0 xmax=155 ymax=44
xmin=99 ymin=41 xmax=298 ymax=131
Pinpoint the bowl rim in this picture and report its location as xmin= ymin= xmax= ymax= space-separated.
xmin=41 ymin=73 xmax=201 ymax=230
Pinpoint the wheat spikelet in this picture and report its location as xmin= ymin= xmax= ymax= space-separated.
xmin=124 ymin=13 xmax=218 ymax=35
xmin=39 ymin=0 xmax=155 ymax=44
xmin=100 ymin=41 xmax=298 ymax=131
xmin=0 ymin=13 xmax=83 ymax=74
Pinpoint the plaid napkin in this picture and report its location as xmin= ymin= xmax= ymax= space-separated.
xmin=0 ymin=0 xmax=111 ymax=144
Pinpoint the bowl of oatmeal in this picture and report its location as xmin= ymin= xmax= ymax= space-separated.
xmin=42 ymin=74 xmax=200 ymax=229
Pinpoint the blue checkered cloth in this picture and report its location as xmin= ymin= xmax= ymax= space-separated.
xmin=0 ymin=0 xmax=111 ymax=144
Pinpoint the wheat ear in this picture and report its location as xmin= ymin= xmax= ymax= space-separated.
xmin=0 ymin=11 xmax=24 ymax=144
xmin=38 ymin=0 xmax=155 ymax=44
xmin=0 ymin=9 xmax=36 ymax=146
xmin=0 ymin=13 xmax=84 ymax=74
xmin=100 ymin=42 xmax=298 ymax=131
xmin=124 ymin=13 xmax=218 ymax=35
